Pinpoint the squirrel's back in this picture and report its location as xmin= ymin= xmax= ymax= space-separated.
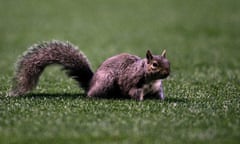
xmin=88 ymin=53 xmax=147 ymax=97
xmin=97 ymin=53 xmax=140 ymax=71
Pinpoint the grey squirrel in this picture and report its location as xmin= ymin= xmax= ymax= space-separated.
xmin=9 ymin=40 xmax=170 ymax=100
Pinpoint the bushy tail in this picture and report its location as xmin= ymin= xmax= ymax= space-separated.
xmin=9 ymin=40 xmax=93 ymax=96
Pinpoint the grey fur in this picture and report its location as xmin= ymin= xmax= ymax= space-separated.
xmin=9 ymin=40 xmax=170 ymax=100
xmin=88 ymin=53 xmax=170 ymax=100
xmin=9 ymin=40 xmax=93 ymax=96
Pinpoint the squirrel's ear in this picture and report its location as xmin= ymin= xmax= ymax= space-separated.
xmin=146 ymin=50 xmax=153 ymax=63
xmin=161 ymin=49 xmax=166 ymax=58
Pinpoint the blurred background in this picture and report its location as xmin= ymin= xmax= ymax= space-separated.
xmin=0 ymin=0 xmax=239 ymax=73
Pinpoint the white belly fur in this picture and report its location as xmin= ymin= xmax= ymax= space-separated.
xmin=143 ymin=80 xmax=164 ymax=99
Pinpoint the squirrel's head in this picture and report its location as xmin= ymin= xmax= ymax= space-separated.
xmin=145 ymin=50 xmax=170 ymax=80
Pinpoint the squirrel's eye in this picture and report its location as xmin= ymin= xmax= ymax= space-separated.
xmin=152 ymin=62 xmax=158 ymax=67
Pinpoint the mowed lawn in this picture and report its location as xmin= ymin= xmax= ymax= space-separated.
xmin=0 ymin=0 xmax=239 ymax=143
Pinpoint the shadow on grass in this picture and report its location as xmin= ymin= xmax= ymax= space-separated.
xmin=19 ymin=93 xmax=85 ymax=99
xmin=17 ymin=93 xmax=130 ymax=101
xmin=13 ymin=93 xmax=188 ymax=103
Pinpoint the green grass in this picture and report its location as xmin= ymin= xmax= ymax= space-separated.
xmin=0 ymin=0 xmax=239 ymax=143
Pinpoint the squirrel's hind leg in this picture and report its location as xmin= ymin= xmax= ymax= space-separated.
xmin=128 ymin=88 xmax=144 ymax=101
xmin=87 ymin=72 xmax=115 ymax=98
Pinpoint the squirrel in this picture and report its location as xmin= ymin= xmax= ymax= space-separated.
xmin=9 ymin=40 xmax=170 ymax=101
